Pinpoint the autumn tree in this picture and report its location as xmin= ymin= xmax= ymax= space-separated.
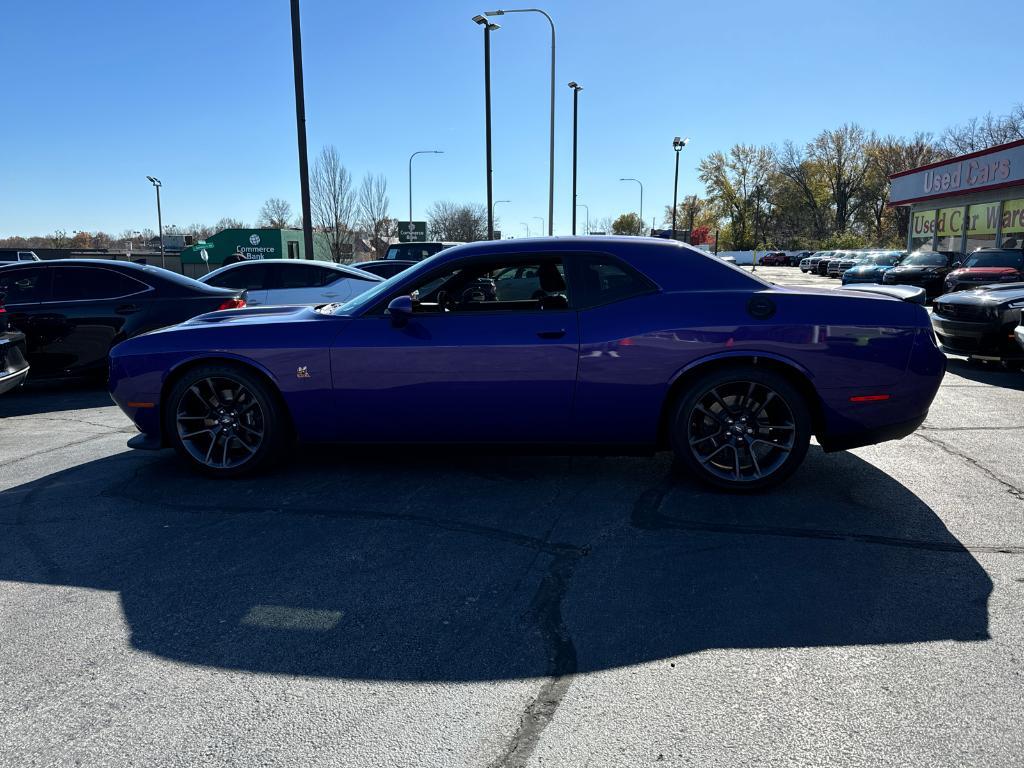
xmin=698 ymin=144 xmax=773 ymax=250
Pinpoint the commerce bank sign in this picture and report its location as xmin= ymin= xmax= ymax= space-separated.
xmin=889 ymin=141 xmax=1024 ymax=206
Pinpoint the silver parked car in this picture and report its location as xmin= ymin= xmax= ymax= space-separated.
xmin=199 ymin=260 xmax=382 ymax=306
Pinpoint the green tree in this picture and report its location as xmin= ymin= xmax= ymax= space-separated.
xmin=611 ymin=212 xmax=644 ymax=236
xmin=698 ymin=144 xmax=773 ymax=250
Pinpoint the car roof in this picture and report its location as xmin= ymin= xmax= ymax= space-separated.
xmin=201 ymin=259 xmax=382 ymax=282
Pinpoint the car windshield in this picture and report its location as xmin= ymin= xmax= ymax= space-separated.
xmin=962 ymin=251 xmax=1024 ymax=268
xmin=902 ymin=252 xmax=947 ymax=266
xmin=870 ymin=254 xmax=899 ymax=265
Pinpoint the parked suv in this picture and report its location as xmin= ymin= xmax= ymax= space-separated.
xmin=0 ymin=250 xmax=41 ymax=263
xmin=942 ymin=248 xmax=1024 ymax=292
xmin=383 ymin=242 xmax=461 ymax=262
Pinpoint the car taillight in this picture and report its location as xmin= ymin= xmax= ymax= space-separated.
xmin=217 ymin=298 xmax=247 ymax=311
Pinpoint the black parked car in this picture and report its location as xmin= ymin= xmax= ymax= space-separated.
xmin=350 ymin=259 xmax=418 ymax=279
xmin=931 ymin=283 xmax=1024 ymax=365
xmin=0 ymin=260 xmax=246 ymax=378
xmin=882 ymin=250 xmax=962 ymax=298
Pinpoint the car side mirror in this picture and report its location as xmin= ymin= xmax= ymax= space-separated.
xmin=387 ymin=295 xmax=413 ymax=328
xmin=952 ymin=261 xmax=962 ymax=269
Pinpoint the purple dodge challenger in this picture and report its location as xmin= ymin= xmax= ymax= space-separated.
xmin=109 ymin=238 xmax=945 ymax=490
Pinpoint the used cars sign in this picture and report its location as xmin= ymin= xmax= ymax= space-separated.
xmin=889 ymin=140 xmax=1024 ymax=206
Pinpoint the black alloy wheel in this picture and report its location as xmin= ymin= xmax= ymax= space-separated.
xmin=671 ymin=366 xmax=811 ymax=491
xmin=165 ymin=364 xmax=286 ymax=477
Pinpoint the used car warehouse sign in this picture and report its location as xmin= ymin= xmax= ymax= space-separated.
xmin=890 ymin=141 xmax=1024 ymax=205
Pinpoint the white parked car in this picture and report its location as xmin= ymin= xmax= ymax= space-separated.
xmin=198 ymin=260 xmax=382 ymax=306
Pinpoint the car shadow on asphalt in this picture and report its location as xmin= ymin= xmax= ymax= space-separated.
xmin=0 ymin=445 xmax=992 ymax=681
xmin=944 ymin=358 xmax=1024 ymax=391
xmin=0 ymin=380 xmax=111 ymax=417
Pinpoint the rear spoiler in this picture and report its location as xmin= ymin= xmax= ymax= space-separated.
xmin=838 ymin=283 xmax=926 ymax=305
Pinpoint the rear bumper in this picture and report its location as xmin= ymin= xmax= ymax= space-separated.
xmin=0 ymin=333 xmax=30 ymax=395
xmin=818 ymin=411 xmax=928 ymax=452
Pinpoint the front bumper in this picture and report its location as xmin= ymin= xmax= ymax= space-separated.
xmin=930 ymin=315 xmax=1023 ymax=360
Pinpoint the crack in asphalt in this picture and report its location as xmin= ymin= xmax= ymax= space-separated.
xmin=921 ymin=425 xmax=1024 ymax=432
xmin=914 ymin=432 xmax=1024 ymax=501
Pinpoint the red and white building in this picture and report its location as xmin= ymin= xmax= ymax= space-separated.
xmin=888 ymin=139 xmax=1024 ymax=253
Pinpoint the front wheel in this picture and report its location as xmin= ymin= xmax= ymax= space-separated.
xmin=165 ymin=364 xmax=286 ymax=477
xmin=670 ymin=367 xmax=811 ymax=492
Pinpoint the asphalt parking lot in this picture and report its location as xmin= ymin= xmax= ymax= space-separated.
xmin=2 ymin=265 xmax=1023 ymax=767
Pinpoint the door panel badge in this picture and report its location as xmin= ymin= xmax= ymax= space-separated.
xmin=296 ymin=366 xmax=311 ymax=379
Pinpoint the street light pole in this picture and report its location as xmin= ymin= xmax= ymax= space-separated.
xmin=145 ymin=176 xmax=164 ymax=268
xmin=486 ymin=8 xmax=555 ymax=235
xmin=473 ymin=15 xmax=501 ymax=240
xmin=568 ymin=81 xmax=582 ymax=235
xmin=619 ymin=177 xmax=643 ymax=235
xmin=492 ymin=199 xmax=511 ymax=234
xmin=576 ymin=203 xmax=589 ymax=234
xmin=521 ymin=222 xmax=531 ymax=237
xmin=533 ymin=216 xmax=544 ymax=235
xmin=408 ymin=150 xmax=443 ymax=240
xmin=671 ymin=136 xmax=690 ymax=240
xmin=289 ymin=0 xmax=315 ymax=261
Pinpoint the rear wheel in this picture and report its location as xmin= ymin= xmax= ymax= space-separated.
xmin=165 ymin=364 xmax=285 ymax=477
xmin=670 ymin=366 xmax=811 ymax=491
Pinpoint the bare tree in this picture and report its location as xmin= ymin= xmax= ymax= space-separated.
xmin=258 ymin=198 xmax=293 ymax=228
xmin=49 ymin=229 xmax=68 ymax=248
xmin=357 ymin=174 xmax=397 ymax=259
xmin=775 ymin=141 xmax=830 ymax=239
xmin=311 ymin=145 xmax=357 ymax=262
xmin=427 ymin=201 xmax=487 ymax=242
xmin=939 ymin=105 xmax=1024 ymax=155
xmin=214 ymin=217 xmax=246 ymax=230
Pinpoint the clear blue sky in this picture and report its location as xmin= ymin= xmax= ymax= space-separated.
xmin=1 ymin=0 xmax=1018 ymax=238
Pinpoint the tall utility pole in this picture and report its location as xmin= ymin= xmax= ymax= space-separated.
xmin=290 ymin=0 xmax=314 ymax=260
xmin=474 ymin=15 xmax=501 ymax=240
xmin=568 ymin=81 xmax=583 ymax=235
xmin=145 ymin=176 xmax=164 ymax=268
xmin=575 ymin=203 xmax=589 ymax=234
xmin=486 ymin=9 xmax=555 ymax=235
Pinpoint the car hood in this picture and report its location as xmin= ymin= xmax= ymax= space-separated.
xmin=888 ymin=265 xmax=942 ymax=274
xmin=934 ymin=283 xmax=1024 ymax=306
xmin=847 ymin=264 xmax=892 ymax=274
xmin=948 ymin=267 xmax=1021 ymax=278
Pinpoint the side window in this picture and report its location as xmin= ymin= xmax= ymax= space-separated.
xmin=407 ymin=258 xmax=568 ymax=313
xmin=50 ymin=267 xmax=149 ymax=302
xmin=207 ymin=264 xmax=271 ymax=291
xmin=0 ymin=268 xmax=49 ymax=304
xmin=575 ymin=255 xmax=656 ymax=308
xmin=280 ymin=265 xmax=331 ymax=289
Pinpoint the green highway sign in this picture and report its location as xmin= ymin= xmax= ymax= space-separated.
xmin=195 ymin=241 xmax=214 ymax=249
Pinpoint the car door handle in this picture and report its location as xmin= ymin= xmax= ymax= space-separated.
xmin=537 ymin=329 xmax=567 ymax=339
xmin=116 ymin=304 xmax=140 ymax=315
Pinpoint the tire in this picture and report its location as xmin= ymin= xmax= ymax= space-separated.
xmin=164 ymin=364 xmax=287 ymax=477
xmin=669 ymin=366 xmax=811 ymax=492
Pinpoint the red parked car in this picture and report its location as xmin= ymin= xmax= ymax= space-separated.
xmin=759 ymin=251 xmax=789 ymax=266
xmin=943 ymin=248 xmax=1024 ymax=292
